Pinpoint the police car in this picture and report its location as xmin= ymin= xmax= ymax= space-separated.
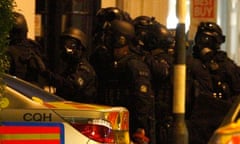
xmin=208 ymin=96 xmax=240 ymax=144
xmin=0 ymin=73 xmax=130 ymax=144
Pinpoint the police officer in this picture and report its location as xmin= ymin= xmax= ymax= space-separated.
xmin=186 ymin=22 xmax=239 ymax=144
xmin=43 ymin=27 xmax=97 ymax=104
xmin=193 ymin=21 xmax=240 ymax=101
xmin=90 ymin=7 xmax=132 ymax=105
xmin=6 ymin=12 xmax=46 ymax=87
xmin=102 ymin=19 xmax=155 ymax=144
xmin=93 ymin=7 xmax=132 ymax=36
xmin=133 ymin=16 xmax=175 ymax=144
xmin=92 ymin=7 xmax=132 ymax=50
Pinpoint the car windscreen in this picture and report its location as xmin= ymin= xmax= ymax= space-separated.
xmin=2 ymin=73 xmax=65 ymax=102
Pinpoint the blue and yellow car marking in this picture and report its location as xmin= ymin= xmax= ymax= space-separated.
xmin=0 ymin=122 xmax=64 ymax=144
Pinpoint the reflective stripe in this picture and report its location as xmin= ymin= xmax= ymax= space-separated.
xmin=120 ymin=111 xmax=129 ymax=130
xmin=230 ymin=135 xmax=240 ymax=143
xmin=107 ymin=112 xmax=119 ymax=128
xmin=0 ymin=140 xmax=60 ymax=144
xmin=0 ymin=134 xmax=60 ymax=140
xmin=0 ymin=126 xmax=60 ymax=134
xmin=0 ymin=122 xmax=64 ymax=144
xmin=106 ymin=111 xmax=129 ymax=130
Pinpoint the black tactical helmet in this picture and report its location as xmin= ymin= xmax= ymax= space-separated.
xmin=104 ymin=19 xmax=135 ymax=49
xmin=61 ymin=27 xmax=87 ymax=49
xmin=96 ymin=7 xmax=123 ymax=23
xmin=9 ymin=12 xmax=28 ymax=39
xmin=61 ymin=27 xmax=88 ymax=62
xmin=133 ymin=16 xmax=175 ymax=52
xmin=133 ymin=16 xmax=158 ymax=30
xmin=93 ymin=7 xmax=132 ymax=47
xmin=194 ymin=22 xmax=225 ymax=50
xmin=96 ymin=7 xmax=132 ymax=24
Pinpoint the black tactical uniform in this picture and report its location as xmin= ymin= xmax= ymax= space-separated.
xmin=44 ymin=27 xmax=97 ymax=104
xmin=102 ymin=19 xmax=155 ymax=144
xmin=187 ymin=22 xmax=239 ymax=144
xmin=90 ymin=7 xmax=133 ymax=105
xmin=133 ymin=16 xmax=175 ymax=144
xmin=186 ymin=55 xmax=213 ymax=119
xmin=193 ymin=22 xmax=240 ymax=101
xmin=6 ymin=12 xmax=46 ymax=87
